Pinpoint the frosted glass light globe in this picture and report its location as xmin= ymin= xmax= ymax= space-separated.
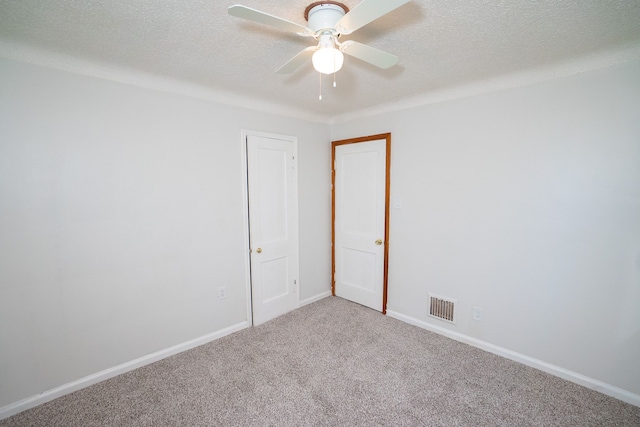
xmin=312 ymin=47 xmax=344 ymax=74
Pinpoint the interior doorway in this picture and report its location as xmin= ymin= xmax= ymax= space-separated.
xmin=332 ymin=133 xmax=391 ymax=313
xmin=242 ymin=130 xmax=299 ymax=325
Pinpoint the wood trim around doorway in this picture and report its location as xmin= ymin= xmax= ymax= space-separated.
xmin=331 ymin=133 xmax=391 ymax=314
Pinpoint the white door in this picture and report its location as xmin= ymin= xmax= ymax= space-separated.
xmin=333 ymin=136 xmax=389 ymax=312
xmin=246 ymin=133 xmax=298 ymax=325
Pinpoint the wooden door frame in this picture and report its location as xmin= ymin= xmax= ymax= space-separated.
xmin=241 ymin=129 xmax=300 ymax=326
xmin=331 ymin=133 xmax=391 ymax=314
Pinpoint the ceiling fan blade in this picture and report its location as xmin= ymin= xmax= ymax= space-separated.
xmin=335 ymin=0 xmax=411 ymax=35
xmin=276 ymin=46 xmax=317 ymax=74
xmin=228 ymin=5 xmax=314 ymax=36
xmin=340 ymin=40 xmax=399 ymax=69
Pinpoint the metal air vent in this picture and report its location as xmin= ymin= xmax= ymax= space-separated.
xmin=429 ymin=294 xmax=456 ymax=324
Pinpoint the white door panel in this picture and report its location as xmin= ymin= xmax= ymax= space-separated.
xmin=341 ymin=150 xmax=379 ymax=235
xmin=334 ymin=138 xmax=388 ymax=312
xmin=261 ymin=256 xmax=289 ymax=303
xmin=246 ymin=134 xmax=298 ymax=325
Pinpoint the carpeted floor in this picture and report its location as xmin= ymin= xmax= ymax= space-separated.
xmin=2 ymin=296 xmax=639 ymax=426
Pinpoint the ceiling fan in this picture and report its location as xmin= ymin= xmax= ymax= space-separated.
xmin=228 ymin=0 xmax=410 ymax=75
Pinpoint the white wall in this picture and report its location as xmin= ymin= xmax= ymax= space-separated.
xmin=2 ymin=54 xmax=638 ymax=413
xmin=0 ymin=58 xmax=331 ymax=409
xmin=331 ymin=61 xmax=640 ymax=397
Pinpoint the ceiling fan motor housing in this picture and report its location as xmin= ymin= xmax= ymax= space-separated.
xmin=306 ymin=3 xmax=347 ymax=33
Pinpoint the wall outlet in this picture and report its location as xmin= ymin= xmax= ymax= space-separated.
xmin=473 ymin=306 xmax=483 ymax=321
xmin=218 ymin=286 xmax=227 ymax=300
xmin=394 ymin=196 xmax=402 ymax=209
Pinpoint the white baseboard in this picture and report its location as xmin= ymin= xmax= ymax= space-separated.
xmin=299 ymin=290 xmax=332 ymax=307
xmin=6 ymin=306 xmax=636 ymax=421
xmin=386 ymin=310 xmax=640 ymax=408
xmin=0 ymin=320 xmax=250 ymax=421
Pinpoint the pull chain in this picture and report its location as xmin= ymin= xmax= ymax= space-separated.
xmin=333 ymin=50 xmax=337 ymax=87
xmin=319 ymin=72 xmax=322 ymax=100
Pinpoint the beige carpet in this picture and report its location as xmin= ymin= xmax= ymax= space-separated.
xmin=2 ymin=296 xmax=639 ymax=426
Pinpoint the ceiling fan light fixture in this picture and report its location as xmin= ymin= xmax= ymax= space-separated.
xmin=312 ymin=46 xmax=344 ymax=74
xmin=229 ymin=0 xmax=409 ymax=76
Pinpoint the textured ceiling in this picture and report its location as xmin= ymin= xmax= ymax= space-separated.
xmin=1 ymin=0 xmax=640 ymax=122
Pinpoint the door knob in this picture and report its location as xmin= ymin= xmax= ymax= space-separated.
xmin=375 ymin=239 xmax=383 ymax=246
xmin=256 ymin=248 xmax=262 ymax=253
